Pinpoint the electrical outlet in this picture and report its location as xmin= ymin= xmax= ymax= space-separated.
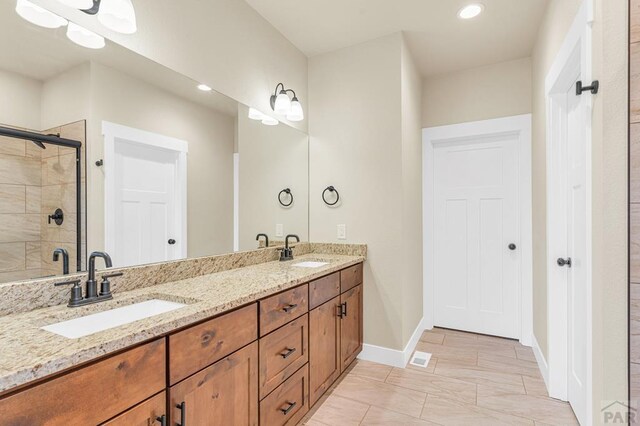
xmin=275 ymin=224 xmax=283 ymax=237
xmin=337 ymin=224 xmax=346 ymax=240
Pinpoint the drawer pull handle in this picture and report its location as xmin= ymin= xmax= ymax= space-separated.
xmin=280 ymin=347 xmax=297 ymax=359
xmin=176 ymin=401 xmax=186 ymax=426
xmin=341 ymin=302 xmax=347 ymax=317
xmin=282 ymin=303 xmax=298 ymax=313
xmin=337 ymin=304 xmax=344 ymax=318
xmin=155 ymin=415 xmax=166 ymax=426
xmin=280 ymin=401 xmax=297 ymax=415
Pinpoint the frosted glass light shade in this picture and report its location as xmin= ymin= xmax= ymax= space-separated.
xmin=16 ymin=0 xmax=68 ymax=28
xmin=98 ymin=0 xmax=137 ymax=34
xmin=248 ymin=108 xmax=264 ymax=120
xmin=286 ymin=99 xmax=304 ymax=122
xmin=273 ymin=92 xmax=291 ymax=115
xmin=57 ymin=0 xmax=94 ymax=9
xmin=67 ymin=22 xmax=105 ymax=49
xmin=261 ymin=116 xmax=279 ymax=126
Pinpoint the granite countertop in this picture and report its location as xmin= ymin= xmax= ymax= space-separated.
xmin=0 ymin=253 xmax=364 ymax=394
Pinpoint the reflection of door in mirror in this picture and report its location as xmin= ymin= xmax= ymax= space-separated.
xmin=103 ymin=122 xmax=187 ymax=268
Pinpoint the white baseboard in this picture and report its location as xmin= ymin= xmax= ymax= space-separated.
xmin=532 ymin=333 xmax=549 ymax=389
xmin=358 ymin=318 xmax=425 ymax=368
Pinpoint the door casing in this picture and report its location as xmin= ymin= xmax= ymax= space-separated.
xmin=422 ymin=114 xmax=533 ymax=346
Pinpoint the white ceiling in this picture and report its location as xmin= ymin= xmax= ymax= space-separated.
xmin=244 ymin=0 xmax=549 ymax=77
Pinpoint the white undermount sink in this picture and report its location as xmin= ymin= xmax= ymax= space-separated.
xmin=41 ymin=299 xmax=186 ymax=339
xmin=292 ymin=261 xmax=330 ymax=268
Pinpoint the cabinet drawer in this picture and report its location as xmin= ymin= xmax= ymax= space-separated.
xmin=101 ymin=391 xmax=166 ymax=426
xmin=260 ymin=365 xmax=309 ymax=426
xmin=260 ymin=314 xmax=308 ymax=399
xmin=169 ymin=303 xmax=257 ymax=384
xmin=340 ymin=263 xmax=363 ymax=293
xmin=0 ymin=339 xmax=165 ymax=426
xmin=260 ymin=284 xmax=308 ymax=336
xmin=309 ymin=272 xmax=340 ymax=309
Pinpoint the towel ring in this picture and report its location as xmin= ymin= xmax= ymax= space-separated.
xmin=322 ymin=186 xmax=340 ymax=206
xmin=278 ymin=188 xmax=293 ymax=207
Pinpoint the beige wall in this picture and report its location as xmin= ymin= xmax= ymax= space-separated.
xmin=0 ymin=69 xmax=41 ymax=130
xmin=400 ymin=36 xmax=424 ymax=345
xmin=237 ymin=105 xmax=309 ymax=251
xmin=530 ymin=0 xmax=582 ymax=358
xmin=40 ymin=63 xmax=91 ymax=131
xmin=309 ymin=33 xmax=422 ymax=351
xmin=591 ymin=0 xmax=628 ymax=415
xmin=422 ymin=57 xmax=532 ymax=128
xmin=86 ymin=62 xmax=236 ymax=258
xmin=33 ymin=0 xmax=308 ymax=133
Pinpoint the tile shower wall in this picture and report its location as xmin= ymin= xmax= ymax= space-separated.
xmin=631 ymin=0 xmax=640 ymax=408
xmin=0 ymin=121 xmax=86 ymax=282
xmin=0 ymin=126 xmax=44 ymax=282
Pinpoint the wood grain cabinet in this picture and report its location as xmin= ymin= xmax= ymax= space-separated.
xmin=309 ymin=296 xmax=341 ymax=405
xmin=101 ymin=391 xmax=166 ymax=426
xmin=0 ymin=263 xmax=364 ymax=426
xmin=169 ymin=342 xmax=259 ymax=426
xmin=340 ymin=284 xmax=364 ymax=371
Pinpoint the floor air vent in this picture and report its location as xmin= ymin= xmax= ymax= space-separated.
xmin=409 ymin=351 xmax=432 ymax=368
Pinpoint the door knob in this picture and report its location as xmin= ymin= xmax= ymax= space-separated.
xmin=557 ymin=257 xmax=572 ymax=267
xmin=168 ymin=239 xmax=176 ymax=245
xmin=508 ymin=243 xmax=516 ymax=251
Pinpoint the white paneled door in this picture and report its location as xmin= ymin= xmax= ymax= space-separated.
xmin=433 ymin=136 xmax=520 ymax=338
xmin=103 ymin=122 xmax=188 ymax=268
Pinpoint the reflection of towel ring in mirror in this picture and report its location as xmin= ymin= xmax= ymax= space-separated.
xmin=278 ymin=188 xmax=293 ymax=207
xmin=322 ymin=186 xmax=340 ymax=206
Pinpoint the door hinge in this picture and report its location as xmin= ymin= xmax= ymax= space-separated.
xmin=576 ymin=80 xmax=599 ymax=95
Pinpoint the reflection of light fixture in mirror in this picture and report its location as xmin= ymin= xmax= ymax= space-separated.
xmin=248 ymin=108 xmax=265 ymax=120
xmin=270 ymin=83 xmax=304 ymax=121
xmin=66 ymin=22 xmax=105 ymax=49
xmin=98 ymin=0 xmax=137 ymax=34
xmin=457 ymin=3 xmax=484 ymax=19
xmin=57 ymin=0 xmax=94 ymax=9
xmin=261 ymin=116 xmax=279 ymax=126
xmin=197 ymin=84 xmax=212 ymax=92
xmin=16 ymin=0 xmax=68 ymax=28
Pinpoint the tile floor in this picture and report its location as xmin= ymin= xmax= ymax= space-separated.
xmin=300 ymin=327 xmax=578 ymax=425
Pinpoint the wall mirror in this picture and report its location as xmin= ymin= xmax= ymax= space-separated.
xmin=0 ymin=2 xmax=309 ymax=282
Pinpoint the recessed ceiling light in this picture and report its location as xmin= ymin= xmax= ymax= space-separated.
xmin=458 ymin=3 xmax=484 ymax=19
xmin=197 ymin=84 xmax=212 ymax=92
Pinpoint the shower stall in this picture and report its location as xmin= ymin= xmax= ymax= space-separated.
xmin=0 ymin=122 xmax=85 ymax=282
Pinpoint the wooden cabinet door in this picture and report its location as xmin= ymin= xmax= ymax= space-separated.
xmin=101 ymin=391 xmax=166 ymax=426
xmin=340 ymin=284 xmax=363 ymax=372
xmin=308 ymin=296 xmax=341 ymax=405
xmin=169 ymin=342 xmax=258 ymax=426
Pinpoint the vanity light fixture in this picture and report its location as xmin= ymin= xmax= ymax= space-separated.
xmin=248 ymin=107 xmax=265 ymax=120
xmin=66 ymin=21 xmax=105 ymax=49
xmin=97 ymin=0 xmax=137 ymax=34
xmin=16 ymin=0 xmax=68 ymax=28
xmin=270 ymin=83 xmax=304 ymax=122
xmin=197 ymin=84 xmax=212 ymax=92
xmin=261 ymin=116 xmax=279 ymax=126
xmin=57 ymin=0 xmax=93 ymax=9
xmin=457 ymin=3 xmax=484 ymax=19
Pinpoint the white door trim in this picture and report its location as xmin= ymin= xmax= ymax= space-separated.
xmin=544 ymin=1 xmax=593 ymax=423
xmin=102 ymin=121 xmax=188 ymax=260
xmin=422 ymin=114 xmax=533 ymax=346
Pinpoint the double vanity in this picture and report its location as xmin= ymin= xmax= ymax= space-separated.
xmin=0 ymin=244 xmax=365 ymax=425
